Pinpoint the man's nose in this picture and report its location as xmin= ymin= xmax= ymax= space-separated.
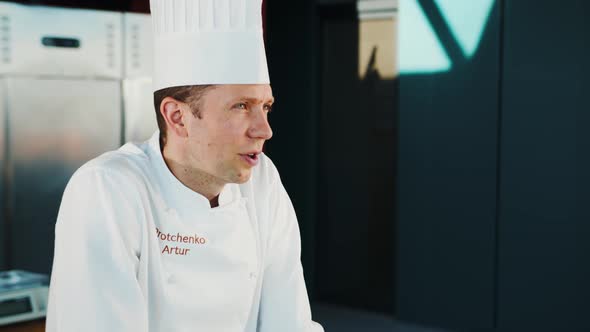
xmin=248 ymin=110 xmax=273 ymax=140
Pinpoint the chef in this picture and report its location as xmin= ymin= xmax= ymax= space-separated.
xmin=45 ymin=0 xmax=324 ymax=331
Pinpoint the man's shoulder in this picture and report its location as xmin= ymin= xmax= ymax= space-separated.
xmin=72 ymin=141 xmax=152 ymax=186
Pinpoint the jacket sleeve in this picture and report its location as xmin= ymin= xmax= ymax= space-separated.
xmin=45 ymin=168 xmax=148 ymax=332
xmin=257 ymin=167 xmax=324 ymax=332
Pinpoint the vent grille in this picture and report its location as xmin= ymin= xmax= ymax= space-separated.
xmin=106 ymin=22 xmax=115 ymax=68
xmin=0 ymin=15 xmax=11 ymax=64
xmin=131 ymin=23 xmax=140 ymax=69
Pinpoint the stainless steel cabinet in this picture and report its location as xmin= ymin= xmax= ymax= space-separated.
xmin=1 ymin=78 xmax=121 ymax=273
xmin=0 ymin=2 xmax=123 ymax=273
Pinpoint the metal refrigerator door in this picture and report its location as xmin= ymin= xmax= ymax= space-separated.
xmin=122 ymin=13 xmax=155 ymax=143
xmin=123 ymin=12 xmax=153 ymax=80
xmin=5 ymin=77 xmax=121 ymax=274
xmin=123 ymin=77 xmax=157 ymax=143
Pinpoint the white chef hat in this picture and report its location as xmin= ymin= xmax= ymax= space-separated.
xmin=150 ymin=0 xmax=269 ymax=91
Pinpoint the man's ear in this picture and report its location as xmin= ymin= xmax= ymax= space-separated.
xmin=160 ymin=96 xmax=188 ymax=139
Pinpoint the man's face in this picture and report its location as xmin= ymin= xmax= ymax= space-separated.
xmin=183 ymin=84 xmax=274 ymax=184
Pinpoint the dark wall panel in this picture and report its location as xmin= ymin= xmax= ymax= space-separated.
xmin=265 ymin=0 xmax=320 ymax=297
xmin=316 ymin=0 xmax=355 ymax=5
xmin=314 ymin=4 xmax=396 ymax=314
xmin=268 ymin=0 xmax=397 ymax=314
xmin=316 ymin=17 xmax=367 ymax=309
xmin=396 ymin=1 xmax=501 ymax=328
xmin=498 ymin=0 xmax=590 ymax=328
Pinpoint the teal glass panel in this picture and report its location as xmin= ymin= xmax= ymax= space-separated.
xmin=399 ymin=0 xmax=452 ymax=74
xmin=433 ymin=0 xmax=495 ymax=58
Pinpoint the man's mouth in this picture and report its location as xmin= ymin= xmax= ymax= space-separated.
xmin=240 ymin=152 xmax=260 ymax=166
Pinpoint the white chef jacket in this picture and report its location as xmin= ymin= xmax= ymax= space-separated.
xmin=46 ymin=132 xmax=323 ymax=332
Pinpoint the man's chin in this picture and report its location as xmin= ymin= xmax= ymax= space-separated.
xmin=231 ymin=170 xmax=252 ymax=184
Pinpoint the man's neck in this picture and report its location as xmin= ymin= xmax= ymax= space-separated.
xmin=162 ymin=147 xmax=224 ymax=208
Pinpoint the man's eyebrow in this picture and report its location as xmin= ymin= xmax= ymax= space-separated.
xmin=240 ymin=97 xmax=275 ymax=104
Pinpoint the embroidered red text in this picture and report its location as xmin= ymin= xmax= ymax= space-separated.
xmin=156 ymin=227 xmax=207 ymax=256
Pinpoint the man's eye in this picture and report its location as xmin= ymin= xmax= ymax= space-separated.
xmin=234 ymin=103 xmax=247 ymax=110
xmin=264 ymin=104 xmax=273 ymax=112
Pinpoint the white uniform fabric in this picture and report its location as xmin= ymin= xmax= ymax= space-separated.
xmin=46 ymin=132 xmax=323 ymax=332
